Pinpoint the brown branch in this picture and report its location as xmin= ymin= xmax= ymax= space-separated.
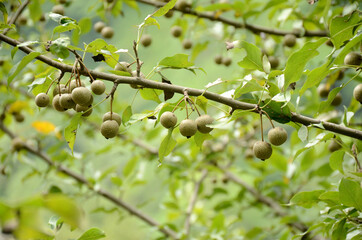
xmin=0 ymin=33 xmax=361 ymax=141
xmin=0 ymin=123 xmax=179 ymax=240
xmin=136 ymin=0 xmax=328 ymax=37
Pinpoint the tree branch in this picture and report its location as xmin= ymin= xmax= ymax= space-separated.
xmin=0 ymin=33 xmax=361 ymax=140
xmin=0 ymin=123 xmax=179 ymax=240
xmin=136 ymin=0 xmax=328 ymax=37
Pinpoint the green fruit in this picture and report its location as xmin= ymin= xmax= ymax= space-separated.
xmin=53 ymin=84 xmax=67 ymax=96
xmin=253 ymin=141 xmax=272 ymax=160
xmin=331 ymin=93 xmax=342 ymax=106
xmin=283 ymin=34 xmax=296 ymax=47
xmin=114 ymin=62 xmax=132 ymax=73
xmin=18 ymin=16 xmax=27 ymax=25
xmin=91 ymin=80 xmax=106 ymax=95
xmin=245 ymin=148 xmax=254 ymax=159
xmin=160 ymin=111 xmax=177 ymax=128
xmin=195 ymin=115 xmax=214 ymax=134
xmin=60 ymin=93 xmax=76 ymax=109
xmin=318 ymin=84 xmax=329 ymax=98
xmin=71 ymin=87 xmax=92 ymax=106
xmin=214 ymin=55 xmax=223 ymax=65
xmin=222 ymin=57 xmax=232 ymax=66
xmin=35 ymin=93 xmax=50 ymax=107
xmin=101 ymin=26 xmax=114 ymax=39
xmin=69 ymin=80 xmax=85 ymax=92
xmin=13 ymin=112 xmax=25 ymax=123
xmin=101 ymin=120 xmax=119 ymax=139
xmin=94 ymin=21 xmax=106 ymax=33
xmin=171 ymin=26 xmax=182 ymax=38
xmin=344 ymin=52 xmax=361 ymax=66
xmin=328 ymin=139 xmax=341 ymax=152
xmin=52 ymin=5 xmax=65 ymax=15
xmin=268 ymin=127 xmax=288 ymax=146
xmin=179 ymin=119 xmax=197 ymax=137
xmin=52 ymin=95 xmax=66 ymax=112
xmin=325 ymin=39 xmax=334 ymax=47
xmin=182 ymin=39 xmax=192 ymax=49
xmin=268 ymin=56 xmax=279 ymax=69
xmin=337 ymin=70 xmax=344 ymax=80
xmin=353 ymin=84 xmax=362 ymax=103
xmin=75 ymin=104 xmax=92 ymax=117
xmin=102 ymin=112 xmax=122 ymax=125
xmin=177 ymin=0 xmax=191 ymax=10
xmin=12 ymin=137 xmax=24 ymax=151
xmin=141 ymin=34 xmax=152 ymax=47
xmin=165 ymin=10 xmax=174 ymax=18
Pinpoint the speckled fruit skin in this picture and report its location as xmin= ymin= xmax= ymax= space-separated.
xmin=328 ymin=139 xmax=341 ymax=152
xmin=102 ymin=112 xmax=122 ymax=125
xmin=160 ymin=111 xmax=177 ymax=129
xmin=353 ymin=84 xmax=362 ymax=103
xmin=114 ymin=62 xmax=132 ymax=73
xmin=94 ymin=21 xmax=105 ymax=33
xmin=318 ymin=84 xmax=330 ymax=98
xmin=179 ymin=119 xmax=197 ymax=137
xmin=195 ymin=115 xmax=214 ymax=134
xmin=71 ymin=87 xmax=92 ymax=106
xmin=141 ymin=35 xmax=152 ymax=47
xmin=91 ymin=80 xmax=106 ymax=95
xmin=253 ymin=141 xmax=272 ymax=160
xmin=283 ymin=34 xmax=296 ymax=47
xmin=171 ymin=26 xmax=182 ymax=38
xmin=101 ymin=26 xmax=114 ymax=39
xmin=268 ymin=127 xmax=288 ymax=146
xmin=344 ymin=52 xmax=361 ymax=66
xmin=52 ymin=5 xmax=64 ymax=15
xmin=60 ymin=93 xmax=76 ymax=109
xmin=53 ymin=84 xmax=67 ymax=96
xmin=101 ymin=120 xmax=119 ymax=139
xmin=75 ymin=104 xmax=92 ymax=117
xmin=182 ymin=39 xmax=192 ymax=49
xmin=35 ymin=93 xmax=49 ymax=107
xmin=52 ymin=95 xmax=65 ymax=112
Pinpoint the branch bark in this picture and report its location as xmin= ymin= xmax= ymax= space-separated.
xmin=0 ymin=33 xmax=361 ymax=141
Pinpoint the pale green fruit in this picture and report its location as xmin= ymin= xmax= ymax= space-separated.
xmin=71 ymin=87 xmax=92 ymax=106
xmin=195 ymin=115 xmax=214 ymax=134
xmin=344 ymin=52 xmax=361 ymax=66
xmin=12 ymin=137 xmax=24 ymax=151
xmin=114 ymin=62 xmax=132 ymax=73
xmin=353 ymin=84 xmax=362 ymax=103
xmin=328 ymin=139 xmax=341 ymax=152
xmin=283 ymin=34 xmax=296 ymax=47
xmin=91 ymin=80 xmax=106 ymax=95
xmin=101 ymin=26 xmax=114 ymax=39
xmin=52 ymin=95 xmax=66 ymax=112
xmin=222 ymin=57 xmax=232 ymax=66
xmin=141 ymin=34 xmax=152 ymax=47
xmin=101 ymin=120 xmax=119 ymax=139
xmin=160 ymin=111 xmax=177 ymax=128
xmin=171 ymin=26 xmax=182 ymax=37
xmin=253 ymin=141 xmax=272 ymax=160
xmin=268 ymin=127 xmax=288 ymax=146
xmin=94 ymin=21 xmax=105 ymax=33
xmin=60 ymin=93 xmax=76 ymax=109
xmin=179 ymin=119 xmax=197 ymax=137
xmin=331 ymin=93 xmax=342 ymax=106
xmin=70 ymin=80 xmax=85 ymax=92
xmin=102 ymin=112 xmax=122 ymax=125
xmin=35 ymin=93 xmax=50 ymax=107
xmin=52 ymin=5 xmax=64 ymax=15
xmin=182 ymin=39 xmax=192 ymax=49
xmin=75 ymin=104 xmax=92 ymax=117
xmin=214 ymin=55 xmax=223 ymax=65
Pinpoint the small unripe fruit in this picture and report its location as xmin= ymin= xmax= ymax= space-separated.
xmin=177 ymin=0 xmax=191 ymax=10
xmin=101 ymin=26 xmax=114 ymax=39
xmin=268 ymin=127 xmax=288 ymax=146
xmin=344 ymin=52 xmax=361 ymax=66
xmin=18 ymin=16 xmax=27 ymax=25
xmin=70 ymin=80 xmax=85 ymax=92
xmin=337 ymin=70 xmax=344 ymax=80
xmin=114 ymin=62 xmax=132 ymax=73
xmin=328 ymin=139 xmax=341 ymax=152
xmin=222 ymin=57 xmax=232 ymax=66
xmin=60 ymin=93 xmax=76 ymax=109
xmin=214 ymin=55 xmax=223 ymax=65
xmin=245 ymin=148 xmax=254 ymax=159
xmin=325 ymin=39 xmax=334 ymax=47
xmin=12 ymin=137 xmax=24 ymax=151
xmin=195 ymin=115 xmax=214 ymax=134
xmin=353 ymin=84 xmax=362 ymax=103
xmin=13 ymin=112 xmax=25 ymax=123
xmin=52 ymin=95 xmax=66 ymax=112
xmin=283 ymin=34 xmax=296 ymax=47
xmin=102 ymin=112 xmax=122 ymax=125
xmin=165 ymin=10 xmax=174 ymax=18
xmin=253 ymin=141 xmax=272 ymax=160
xmin=171 ymin=26 xmax=182 ymax=38
xmin=182 ymin=39 xmax=193 ymax=49
xmin=59 ymin=0 xmax=67 ymax=3
xmin=160 ymin=111 xmax=177 ymax=128
xmin=101 ymin=120 xmax=119 ymax=139
xmin=53 ymin=84 xmax=67 ymax=96
xmin=35 ymin=93 xmax=50 ymax=107
xmin=179 ymin=119 xmax=197 ymax=138
xmin=52 ymin=5 xmax=65 ymax=15
xmin=140 ymin=34 xmax=152 ymax=47
xmin=71 ymin=87 xmax=92 ymax=106
xmin=75 ymin=104 xmax=92 ymax=117
xmin=318 ymin=84 xmax=329 ymax=98
xmin=331 ymin=93 xmax=342 ymax=106
xmin=268 ymin=56 xmax=279 ymax=69
xmin=94 ymin=21 xmax=106 ymax=33
xmin=91 ymin=80 xmax=106 ymax=95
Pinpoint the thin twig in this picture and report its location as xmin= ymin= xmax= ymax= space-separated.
xmin=3 ymin=0 xmax=31 ymax=35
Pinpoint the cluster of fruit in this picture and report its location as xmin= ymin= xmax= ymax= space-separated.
xmin=214 ymin=55 xmax=232 ymax=67
xmin=170 ymin=26 xmax=193 ymax=50
xmin=94 ymin=21 xmax=114 ymax=39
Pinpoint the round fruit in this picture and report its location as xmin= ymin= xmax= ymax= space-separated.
xmin=344 ymin=52 xmax=361 ymax=66
xmin=131 ymin=70 xmax=145 ymax=78
xmin=35 ymin=93 xmax=50 ymax=107
xmin=52 ymin=5 xmax=65 ymax=15
xmin=268 ymin=127 xmax=288 ymax=146
xmin=353 ymin=84 xmax=362 ymax=103
xmin=171 ymin=26 xmax=182 ymax=38
xmin=94 ymin=21 xmax=106 ymax=33
xmin=53 ymin=84 xmax=67 ymax=96
xmin=12 ymin=137 xmax=24 ymax=151
xmin=141 ymin=34 xmax=152 ymax=47
xmin=69 ymin=80 xmax=85 ymax=92
xmin=331 ymin=93 xmax=342 ymax=106
xmin=101 ymin=120 xmax=119 ymax=139
xmin=253 ymin=141 xmax=272 ymax=160
xmin=182 ymin=39 xmax=192 ymax=49
xmin=222 ymin=57 xmax=232 ymax=66
xmin=75 ymin=104 xmax=92 ymax=117
xmin=52 ymin=95 xmax=66 ymax=112
xmin=59 ymin=0 xmax=67 ymax=3
xmin=114 ymin=62 xmax=132 ymax=73
xmin=283 ymin=34 xmax=296 ymax=47
xmin=195 ymin=115 xmax=214 ymax=134
xmin=60 ymin=93 xmax=76 ymax=109
xmin=245 ymin=148 xmax=254 ymax=159
xmin=165 ymin=10 xmax=174 ymax=18
xmin=177 ymin=0 xmax=191 ymax=10
xmin=179 ymin=119 xmax=197 ymax=137
xmin=214 ymin=55 xmax=223 ymax=65
xmin=18 ymin=16 xmax=27 ymax=25
xmin=102 ymin=112 xmax=122 ymax=125
xmin=328 ymin=139 xmax=341 ymax=152
xmin=91 ymin=80 xmax=106 ymax=95
xmin=325 ymin=39 xmax=334 ymax=47
xmin=318 ymin=84 xmax=329 ymax=98
xmin=14 ymin=112 xmax=25 ymax=123
xmin=101 ymin=26 xmax=114 ymax=39
xmin=268 ymin=56 xmax=279 ymax=69
xmin=160 ymin=111 xmax=177 ymax=129
xmin=337 ymin=70 xmax=344 ymax=80
xmin=71 ymin=87 xmax=92 ymax=106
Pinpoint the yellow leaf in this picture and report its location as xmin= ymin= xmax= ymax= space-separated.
xmin=32 ymin=121 xmax=56 ymax=134
xmin=8 ymin=101 xmax=28 ymax=113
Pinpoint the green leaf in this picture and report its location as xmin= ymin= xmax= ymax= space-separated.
xmin=159 ymin=128 xmax=177 ymax=162
xmin=28 ymin=77 xmax=53 ymax=96
xmin=140 ymin=88 xmax=162 ymax=103
xmin=330 ymin=12 xmax=361 ymax=49
xmin=7 ymin=52 xmax=41 ymax=84
xmin=284 ymin=38 xmax=327 ymax=89
xmin=237 ymin=41 xmax=264 ymax=72
xmin=159 ymin=54 xmax=194 ymax=68
xmin=298 ymin=125 xmax=308 ymax=142
xmin=143 ymin=17 xmax=160 ymax=29
xmin=195 ymin=96 xmax=208 ymax=113
xmin=339 ymin=178 xmax=362 ymax=211
xmin=194 ymin=131 xmax=212 ymax=148
xmin=319 ymin=191 xmax=340 ymax=205
xmin=190 ymin=41 xmax=209 ymax=62
xmin=64 ymin=113 xmax=82 ymax=154
xmin=0 ymin=3 xmax=8 ymax=23
xmin=29 ymin=0 xmax=42 ymax=22
xmin=53 ymin=22 xmax=80 ymax=34
xmin=260 ymin=100 xmax=292 ymax=124
xmin=123 ymin=156 xmax=139 ymax=178
xmin=78 ymin=228 xmax=106 ymax=240
xmin=329 ymin=150 xmax=344 ymax=174
xmin=122 ymin=105 xmax=132 ymax=126
xmin=234 ymin=79 xmax=264 ymax=98
xmin=213 ymin=200 xmax=233 ymax=211
xmin=334 ymin=32 xmax=362 ymax=65
xmin=153 ymin=0 xmax=177 ymax=17
xmin=211 ymin=213 xmax=224 ymax=231
xmin=331 ymin=218 xmax=347 ymax=240
xmin=318 ymin=87 xmax=342 ymax=113
xmin=289 ymin=190 xmax=324 ymax=208
xmin=72 ymin=17 xmax=92 ymax=45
